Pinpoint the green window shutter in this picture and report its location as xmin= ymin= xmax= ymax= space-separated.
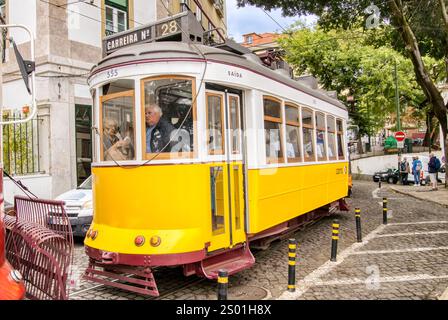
xmin=106 ymin=0 xmax=127 ymax=9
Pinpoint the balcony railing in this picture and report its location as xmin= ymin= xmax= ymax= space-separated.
xmin=213 ymin=0 xmax=224 ymax=17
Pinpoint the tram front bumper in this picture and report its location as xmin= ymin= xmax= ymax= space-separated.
xmin=84 ymin=245 xmax=206 ymax=267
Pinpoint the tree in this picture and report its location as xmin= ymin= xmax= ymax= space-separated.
xmin=278 ymin=26 xmax=439 ymax=152
xmin=239 ymin=0 xmax=448 ymax=184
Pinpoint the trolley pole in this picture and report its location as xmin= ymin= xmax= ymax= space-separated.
xmin=287 ymin=239 xmax=297 ymax=292
xmin=330 ymin=220 xmax=340 ymax=262
xmin=383 ymin=198 xmax=388 ymax=225
xmin=355 ymin=208 xmax=362 ymax=243
xmin=217 ymin=269 xmax=228 ymax=300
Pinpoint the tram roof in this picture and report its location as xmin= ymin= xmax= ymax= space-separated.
xmin=90 ymin=42 xmax=346 ymax=111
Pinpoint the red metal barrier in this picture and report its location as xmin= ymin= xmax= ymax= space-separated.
xmin=5 ymin=196 xmax=74 ymax=300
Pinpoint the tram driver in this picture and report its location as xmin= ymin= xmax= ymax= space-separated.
xmin=103 ymin=118 xmax=134 ymax=161
xmin=145 ymin=104 xmax=175 ymax=153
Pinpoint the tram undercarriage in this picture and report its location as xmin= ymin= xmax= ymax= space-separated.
xmin=83 ymin=199 xmax=348 ymax=297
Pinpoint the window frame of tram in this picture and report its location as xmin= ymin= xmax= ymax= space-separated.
xmin=302 ymin=107 xmax=316 ymax=162
xmin=229 ymin=95 xmax=242 ymax=154
xmin=284 ymin=103 xmax=302 ymax=163
xmin=263 ymin=96 xmax=284 ymax=164
xmin=336 ymin=119 xmax=346 ymax=160
xmin=99 ymin=79 xmax=136 ymax=162
xmin=141 ymin=75 xmax=197 ymax=160
xmin=105 ymin=0 xmax=128 ymax=36
xmin=315 ymin=112 xmax=327 ymax=161
xmin=327 ymin=115 xmax=337 ymax=161
xmin=206 ymin=92 xmax=225 ymax=155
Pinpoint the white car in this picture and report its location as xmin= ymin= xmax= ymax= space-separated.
xmin=55 ymin=176 xmax=92 ymax=237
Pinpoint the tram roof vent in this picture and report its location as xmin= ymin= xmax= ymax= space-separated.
xmin=295 ymin=75 xmax=319 ymax=90
xmin=243 ymin=53 xmax=264 ymax=65
xmin=326 ymin=90 xmax=338 ymax=99
xmin=272 ymin=60 xmax=293 ymax=78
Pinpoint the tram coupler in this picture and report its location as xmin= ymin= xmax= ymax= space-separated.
xmin=338 ymin=198 xmax=350 ymax=211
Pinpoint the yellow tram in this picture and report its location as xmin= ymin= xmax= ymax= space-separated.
xmin=84 ymin=11 xmax=349 ymax=296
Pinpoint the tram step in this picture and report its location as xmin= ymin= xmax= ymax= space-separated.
xmin=199 ymin=245 xmax=255 ymax=279
xmin=83 ymin=264 xmax=160 ymax=297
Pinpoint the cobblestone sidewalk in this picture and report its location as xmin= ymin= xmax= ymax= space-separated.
xmin=389 ymin=184 xmax=448 ymax=207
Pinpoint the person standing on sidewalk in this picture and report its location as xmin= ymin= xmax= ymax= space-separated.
xmin=412 ymin=156 xmax=422 ymax=186
xmin=428 ymin=153 xmax=441 ymax=191
xmin=400 ymin=158 xmax=410 ymax=185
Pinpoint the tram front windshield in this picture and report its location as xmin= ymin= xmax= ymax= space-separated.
xmin=99 ymin=77 xmax=195 ymax=162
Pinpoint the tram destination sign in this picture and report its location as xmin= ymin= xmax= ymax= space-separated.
xmin=105 ymin=26 xmax=153 ymax=54
xmin=103 ymin=16 xmax=183 ymax=56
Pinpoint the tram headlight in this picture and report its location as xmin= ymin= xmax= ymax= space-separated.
xmin=134 ymin=236 xmax=145 ymax=247
xmin=150 ymin=236 xmax=161 ymax=247
xmin=91 ymin=230 xmax=98 ymax=240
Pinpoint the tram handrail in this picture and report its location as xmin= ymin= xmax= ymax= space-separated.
xmin=0 ymin=24 xmax=36 ymax=125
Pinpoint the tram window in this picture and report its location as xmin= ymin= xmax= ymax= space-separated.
xmin=210 ymin=166 xmax=225 ymax=235
xmin=100 ymin=80 xmax=135 ymax=162
xmin=142 ymin=77 xmax=195 ymax=158
xmin=285 ymin=104 xmax=301 ymax=162
xmin=302 ymin=108 xmax=315 ymax=161
xmin=229 ymin=96 xmax=241 ymax=154
xmin=316 ymin=112 xmax=327 ymax=161
xmin=327 ymin=115 xmax=337 ymax=160
xmin=337 ymin=119 xmax=345 ymax=160
xmin=263 ymin=97 xmax=284 ymax=164
xmin=207 ymin=93 xmax=224 ymax=155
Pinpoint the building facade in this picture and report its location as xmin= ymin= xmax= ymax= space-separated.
xmin=1 ymin=0 xmax=227 ymax=202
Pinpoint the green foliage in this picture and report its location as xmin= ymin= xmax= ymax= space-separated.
xmin=277 ymin=26 xmax=439 ymax=136
xmin=2 ymin=119 xmax=36 ymax=175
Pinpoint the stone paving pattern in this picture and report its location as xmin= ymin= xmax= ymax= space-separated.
xmin=69 ymin=181 xmax=448 ymax=300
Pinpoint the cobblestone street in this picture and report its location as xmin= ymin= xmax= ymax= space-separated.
xmin=69 ymin=180 xmax=448 ymax=300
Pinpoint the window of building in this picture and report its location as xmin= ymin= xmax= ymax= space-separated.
xmin=315 ymin=112 xmax=327 ymax=161
xmin=105 ymin=0 xmax=128 ymax=36
xmin=142 ymin=76 xmax=195 ymax=159
xmin=195 ymin=4 xmax=202 ymax=23
xmin=207 ymin=93 xmax=225 ymax=155
xmin=337 ymin=119 xmax=345 ymax=160
xmin=246 ymin=35 xmax=253 ymax=44
xmin=0 ymin=0 xmax=6 ymax=19
xmin=285 ymin=104 xmax=301 ymax=162
xmin=302 ymin=108 xmax=315 ymax=161
xmin=0 ymin=0 xmax=6 ymax=63
xmin=100 ymin=79 xmax=135 ymax=161
xmin=75 ymin=104 xmax=92 ymax=185
xmin=263 ymin=97 xmax=283 ymax=164
xmin=327 ymin=115 xmax=337 ymax=160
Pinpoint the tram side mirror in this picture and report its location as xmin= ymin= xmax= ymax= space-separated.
xmin=11 ymin=38 xmax=35 ymax=94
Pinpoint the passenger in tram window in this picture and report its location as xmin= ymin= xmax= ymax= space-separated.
xmin=286 ymin=130 xmax=297 ymax=158
xmin=103 ymin=118 xmax=133 ymax=161
xmin=145 ymin=104 xmax=175 ymax=153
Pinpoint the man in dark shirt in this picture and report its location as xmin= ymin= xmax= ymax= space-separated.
xmin=145 ymin=104 xmax=175 ymax=153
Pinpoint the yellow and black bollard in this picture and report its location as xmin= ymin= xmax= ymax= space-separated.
xmin=355 ymin=208 xmax=362 ymax=243
xmin=330 ymin=219 xmax=339 ymax=262
xmin=383 ymin=197 xmax=388 ymax=225
xmin=287 ymin=238 xmax=297 ymax=292
xmin=217 ymin=269 xmax=228 ymax=300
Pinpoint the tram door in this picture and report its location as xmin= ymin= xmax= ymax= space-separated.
xmin=207 ymin=91 xmax=246 ymax=252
